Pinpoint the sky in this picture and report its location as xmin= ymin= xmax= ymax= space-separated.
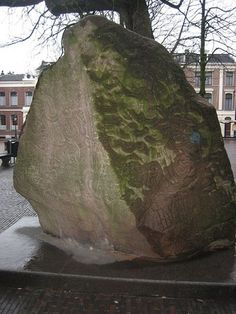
xmin=0 ymin=0 xmax=235 ymax=75
xmin=0 ymin=4 xmax=63 ymax=74
xmin=0 ymin=38 xmax=55 ymax=74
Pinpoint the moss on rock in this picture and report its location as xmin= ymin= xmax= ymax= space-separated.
xmin=14 ymin=16 xmax=236 ymax=261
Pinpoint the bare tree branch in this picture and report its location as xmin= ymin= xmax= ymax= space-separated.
xmin=160 ymin=0 xmax=184 ymax=9
xmin=171 ymin=0 xmax=191 ymax=53
xmin=44 ymin=0 xmax=123 ymax=15
xmin=0 ymin=7 xmax=49 ymax=47
xmin=0 ymin=0 xmax=41 ymax=6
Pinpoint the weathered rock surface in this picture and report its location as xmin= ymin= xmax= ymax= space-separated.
xmin=14 ymin=16 xmax=236 ymax=261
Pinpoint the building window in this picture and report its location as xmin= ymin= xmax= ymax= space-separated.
xmin=10 ymin=91 xmax=18 ymax=106
xmin=0 ymin=92 xmax=6 ymax=106
xmin=25 ymin=91 xmax=33 ymax=106
xmin=195 ymin=72 xmax=200 ymax=87
xmin=226 ymin=71 xmax=234 ymax=86
xmin=0 ymin=115 xmax=6 ymax=130
xmin=224 ymin=93 xmax=233 ymax=110
xmin=195 ymin=71 xmax=212 ymax=86
xmin=204 ymin=93 xmax=212 ymax=104
xmin=205 ymin=72 xmax=212 ymax=86
xmin=174 ymin=54 xmax=185 ymax=64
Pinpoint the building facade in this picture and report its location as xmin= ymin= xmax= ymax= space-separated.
xmin=0 ymin=73 xmax=37 ymax=152
xmin=176 ymin=53 xmax=236 ymax=137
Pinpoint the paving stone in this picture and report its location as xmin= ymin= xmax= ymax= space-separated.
xmin=0 ymin=167 xmax=36 ymax=233
xmin=0 ymin=285 xmax=236 ymax=314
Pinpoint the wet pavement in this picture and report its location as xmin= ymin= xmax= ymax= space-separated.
xmin=224 ymin=138 xmax=236 ymax=179
xmin=0 ymin=216 xmax=236 ymax=284
xmin=0 ymin=139 xmax=236 ymax=312
xmin=1 ymin=285 xmax=236 ymax=314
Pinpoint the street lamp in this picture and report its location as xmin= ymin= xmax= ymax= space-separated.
xmin=13 ymin=115 xmax=18 ymax=139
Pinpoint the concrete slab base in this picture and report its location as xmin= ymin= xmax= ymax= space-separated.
xmin=0 ymin=217 xmax=236 ymax=284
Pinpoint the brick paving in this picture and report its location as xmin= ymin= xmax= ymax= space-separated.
xmin=0 ymin=285 xmax=236 ymax=314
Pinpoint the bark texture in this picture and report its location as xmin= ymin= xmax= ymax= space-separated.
xmin=0 ymin=0 xmax=41 ymax=6
xmin=45 ymin=0 xmax=154 ymax=38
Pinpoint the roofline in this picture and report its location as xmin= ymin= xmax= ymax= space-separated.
xmin=0 ymin=78 xmax=37 ymax=86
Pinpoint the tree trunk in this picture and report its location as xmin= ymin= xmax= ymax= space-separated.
xmin=0 ymin=0 xmax=41 ymax=6
xmin=199 ymin=0 xmax=206 ymax=97
xmin=119 ymin=0 xmax=154 ymax=39
xmin=0 ymin=0 xmax=154 ymax=38
xmin=46 ymin=0 xmax=154 ymax=39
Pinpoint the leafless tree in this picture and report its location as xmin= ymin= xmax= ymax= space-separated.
xmin=0 ymin=0 xmax=184 ymax=39
xmin=172 ymin=0 xmax=236 ymax=96
xmin=1 ymin=0 xmax=236 ymax=95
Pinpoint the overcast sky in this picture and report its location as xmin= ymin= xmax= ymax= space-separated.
xmin=0 ymin=0 xmax=235 ymax=75
xmin=0 ymin=37 xmax=54 ymax=74
xmin=0 ymin=4 xmax=62 ymax=74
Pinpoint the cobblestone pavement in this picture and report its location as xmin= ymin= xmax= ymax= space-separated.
xmin=0 ymin=285 xmax=236 ymax=314
xmin=0 ymin=167 xmax=36 ymax=233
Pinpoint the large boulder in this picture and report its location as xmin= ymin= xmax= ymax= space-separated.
xmin=14 ymin=16 xmax=236 ymax=261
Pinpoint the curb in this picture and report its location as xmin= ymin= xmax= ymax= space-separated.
xmin=0 ymin=270 xmax=236 ymax=299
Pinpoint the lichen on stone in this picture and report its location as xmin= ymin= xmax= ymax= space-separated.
xmin=14 ymin=15 xmax=236 ymax=261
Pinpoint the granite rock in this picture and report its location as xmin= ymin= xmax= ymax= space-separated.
xmin=14 ymin=16 xmax=236 ymax=261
